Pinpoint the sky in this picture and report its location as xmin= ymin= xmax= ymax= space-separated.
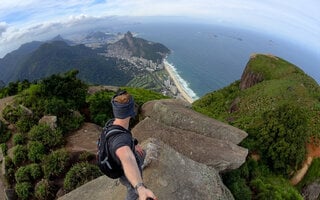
xmin=0 ymin=0 xmax=319 ymax=58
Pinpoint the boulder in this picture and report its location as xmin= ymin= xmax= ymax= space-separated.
xmin=133 ymin=117 xmax=247 ymax=172
xmin=38 ymin=115 xmax=57 ymax=130
xmin=58 ymin=138 xmax=235 ymax=200
xmin=140 ymin=99 xmax=247 ymax=144
xmin=134 ymin=99 xmax=248 ymax=171
xmin=302 ymin=180 xmax=320 ymax=200
xmin=65 ymin=123 xmax=102 ymax=154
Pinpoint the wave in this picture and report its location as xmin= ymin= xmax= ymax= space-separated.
xmin=164 ymin=59 xmax=199 ymax=101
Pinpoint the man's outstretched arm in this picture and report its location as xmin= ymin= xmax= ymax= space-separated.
xmin=116 ymin=146 xmax=157 ymax=200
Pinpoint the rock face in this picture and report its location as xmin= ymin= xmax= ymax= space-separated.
xmin=59 ymin=138 xmax=235 ymax=200
xmin=65 ymin=123 xmax=102 ymax=154
xmin=239 ymin=55 xmax=264 ymax=90
xmin=59 ymin=99 xmax=248 ymax=199
xmin=134 ymin=99 xmax=248 ymax=172
xmin=302 ymin=180 xmax=320 ymax=200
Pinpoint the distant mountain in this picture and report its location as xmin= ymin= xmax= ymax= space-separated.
xmin=49 ymin=35 xmax=74 ymax=46
xmin=104 ymin=31 xmax=170 ymax=63
xmin=0 ymin=32 xmax=170 ymax=87
xmin=13 ymin=41 xmax=132 ymax=85
xmin=85 ymin=31 xmax=114 ymax=41
xmin=0 ymin=80 xmax=5 ymax=89
xmin=0 ymin=41 xmax=44 ymax=83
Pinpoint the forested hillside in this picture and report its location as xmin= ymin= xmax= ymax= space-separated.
xmin=193 ymin=54 xmax=320 ymax=199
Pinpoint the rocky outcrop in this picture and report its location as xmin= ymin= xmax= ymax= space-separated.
xmin=65 ymin=123 xmax=102 ymax=154
xmin=134 ymin=99 xmax=248 ymax=172
xmin=59 ymin=99 xmax=248 ymax=199
xmin=239 ymin=66 xmax=264 ymax=90
xmin=302 ymin=180 xmax=320 ymax=200
xmin=59 ymin=138 xmax=235 ymax=200
xmin=139 ymin=99 xmax=247 ymax=145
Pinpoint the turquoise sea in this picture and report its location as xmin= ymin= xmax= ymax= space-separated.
xmin=115 ymin=22 xmax=320 ymax=100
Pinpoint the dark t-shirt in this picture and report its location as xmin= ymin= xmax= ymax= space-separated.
xmin=108 ymin=131 xmax=133 ymax=165
xmin=105 ymin=119 xmax=143 ymax=172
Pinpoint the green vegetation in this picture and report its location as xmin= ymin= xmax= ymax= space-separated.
xmin=63 ymin=162 xmax=102 ymax=192
xmin=12 ymin=145 xmax=28 ymax=166
xmin=0 ymin=69 xmax=169 ymax=199
xmin=27 ymin=141 xmax=46 ymax=163
xmin=28 ymin=124 xmax=64 ymax=149
xmin=122 ymin=87 xmax=169 ymax=106
xmin=42 ymin=149 xmax=70 ymax=179
xmin=87 ymin=86 xmax=168 ymax=126
xmin=13 ymin=133 xmax=26 ymax=145
xmin=0 ymin=120 xmax=11 ymax=143
xmin=86 ymin=90 xmax=115 ymax=126
xmin=0 ymin=80 xmax=30 ymax=98
xmin=34 ymin=179 xmax=56 ymax=200
xmin=193 ymin=54 xmax=320 ymax=199
xmin=15 ymin=182 xmax=33 ymax=200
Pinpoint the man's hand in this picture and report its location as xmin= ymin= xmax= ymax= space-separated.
xmin=137 ymin=185 xmax=158 ymax=200
xmin=135 ymin=144 xmax=145 ymax=157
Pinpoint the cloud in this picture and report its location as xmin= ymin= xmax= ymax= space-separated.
xmin=0 ymin=22 xmax=8 ymax=36
xmin=0 ymin=0 xmax=319 ymax=57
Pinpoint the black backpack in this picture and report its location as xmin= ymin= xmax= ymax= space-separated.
xmin=97 ymin=124 xmax=133 ymax=179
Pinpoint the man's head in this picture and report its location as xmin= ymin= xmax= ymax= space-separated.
xmin=111 ymin=91 xmax=136 ymax=119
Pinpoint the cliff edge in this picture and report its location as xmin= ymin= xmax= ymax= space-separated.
xmin=58 ymin=99 xmax=248 ymax=200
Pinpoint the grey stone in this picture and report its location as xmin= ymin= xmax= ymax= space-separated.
xmin=140 ymin=99 xmax=248 ymax=144
xmin=302 ymin=180 xmax=320 ymax=200
xmin=59 ymin=138 xmax=235 ymax=200
xmin=38 ymin=115 xmax=57 ymax=130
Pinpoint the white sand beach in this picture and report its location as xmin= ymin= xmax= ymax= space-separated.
xmin=163 ymin=60 xmax=195 ymax=103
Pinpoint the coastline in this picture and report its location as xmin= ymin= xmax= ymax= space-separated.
xmin=163 ymin=60 xmax=196 ymax=104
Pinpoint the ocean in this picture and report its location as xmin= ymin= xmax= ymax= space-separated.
xmin=115 ymin=22 xmax=320 ymax=100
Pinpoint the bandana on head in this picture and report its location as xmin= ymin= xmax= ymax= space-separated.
xmin=111 ymin=91 xmax=136 ymax=119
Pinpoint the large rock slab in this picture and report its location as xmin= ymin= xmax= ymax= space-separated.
xmin=134 ymin=99 xmax=248 ymax=171
xmin=65 ymin=122 xmax=102 ymax=154
xmin=133 ymin=117 xmax=247 ymax=172
xmin=140 ymin=99 xmax=248 ymax=144
xmin=59 ymin=138 xmax=234 ymax=200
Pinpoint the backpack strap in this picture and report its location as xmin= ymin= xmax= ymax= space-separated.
xmin=102 ymin=124 xmax=134 ymax=165
xmin=100 ymin=128 xmax=126 ymax=168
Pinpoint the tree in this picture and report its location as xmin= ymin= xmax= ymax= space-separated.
xmin=27 ymin=141 xmax=46 ymax=163
xmin=256 ymin=103 xmax=308 ymax=175
xmin=87 ymin=91 xmax=114 ymax=126
xmin=12 ymin=145 xmax=28 ymax=166
xmin=28 ymin=124 xmax=63 ymax=149
xmin=13 ymin=133 xmax=26 ymax=145
xmin=40 ymin=70 xmax=87 ymax=110
xmin=42 ymin=149 xmax=70 ymax=179
xmin=35 ymin=179 xmax=55 ymax=200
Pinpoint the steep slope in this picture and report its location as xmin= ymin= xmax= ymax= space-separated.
xmin=192 ymin=53 xmax=320 ymax=199
xmin=193 ymin=54 xmax=320 ymax=134
xmin=0 ymin=41 xmax=43 ymax=83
